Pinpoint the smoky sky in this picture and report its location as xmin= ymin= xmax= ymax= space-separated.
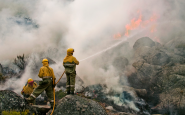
xmin=0 ymin=0 xmax=184 ymax=60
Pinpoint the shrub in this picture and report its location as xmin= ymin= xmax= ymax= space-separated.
xmin=2 ymin=109 xmax=34 ymax=115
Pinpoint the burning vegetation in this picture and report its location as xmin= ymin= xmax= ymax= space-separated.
xmin=114 ymin=11 xmax=159 ymax=43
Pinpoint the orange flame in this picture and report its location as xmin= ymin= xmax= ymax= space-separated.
xmin=114 ymin=33 xmax=122 ymax=39
xmin=113 ymin=11 xmax=159 ymax=42
xmin=124 ymin=11 xmax=158 ymax=36
xmin=125 ymin=11 xmax=142 ymax=36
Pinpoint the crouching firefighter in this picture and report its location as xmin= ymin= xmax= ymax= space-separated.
xmin=21 ymin=78 xmax=37 ymax=98
xmin=26 ymin=58 xmax=56 ymax=108
xmin=63 ymin=48 xmax=79 ymax=95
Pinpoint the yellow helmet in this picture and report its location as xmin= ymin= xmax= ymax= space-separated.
xmin=42 ymin=58 xmax=48 ymax=63
xmin=27 ymin=78 xmax=33 ymax=83
xmin=67 ymin=48 xmax=74 ymax=53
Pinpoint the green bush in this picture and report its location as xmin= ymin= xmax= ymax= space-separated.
xmin=0 ymin=73 xmax=7 ymax=81
xmin=2 ymin=110 xmax=34 ymax=115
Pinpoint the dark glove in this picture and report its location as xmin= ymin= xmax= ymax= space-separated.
xmin=21 ymin=90 xmax=24 ymax=95
xmin=52 ymin=83 xmax=56 ymax=88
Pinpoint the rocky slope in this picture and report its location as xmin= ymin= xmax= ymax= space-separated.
xmin=128 ymin=37 xmax=185 ymax=114
xmin=49 ymin=95 xmax=108 ymax=115
xmin=0 ymin=90 xmax=36 ymax=115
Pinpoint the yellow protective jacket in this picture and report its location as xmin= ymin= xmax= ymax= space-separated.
xmin=63 ymin=52 xmax=79 ymax=65
xmin=38 ymin=62 xmax=56 ymax=80
xmin=21 ymin=82 xmax=37 ymax=95
xmin=63 ymin=53 xmax=79 ymax=73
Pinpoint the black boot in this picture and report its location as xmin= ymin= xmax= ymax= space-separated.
xmin=70 ymin=91 xmax=74 ymax=95
xmin=67 ymin=91 xmax=70 ymax=95
xmin=25 ymin=96 xmax=35 ymax=105
xmin=50 ymin=102 xmax=55 ymax=109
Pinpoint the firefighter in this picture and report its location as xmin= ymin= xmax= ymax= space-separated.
xmin=26 ymin=58 xmax=56 ymax=108
xmin=63 ymin=48 xmax=79 ymax=95
xmin=21 ymin=78 xmax=37 ymax=98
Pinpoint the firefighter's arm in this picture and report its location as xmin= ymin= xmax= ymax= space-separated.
xmin=73 ymin=57 xmax=79 ymax=65
xmin=21 ymin=86 xmax=25 ymax=95
xmin=33 ymin=82 xmax=38 ymax=88
xmin=38 ymin=67 xmax=44 ymax=78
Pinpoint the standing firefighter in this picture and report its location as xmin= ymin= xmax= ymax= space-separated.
xmin=26 ymin=58 xmax=56 ymax=108
xmin=63 ymin=48 xmax=79 ymax=95
xmin=21 ymin=78 xmax=37 ymax=98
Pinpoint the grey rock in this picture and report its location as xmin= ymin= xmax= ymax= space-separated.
xmin=174 ymin=48 xmax=185 ymax=56
xmin=133 ymin=61 xmax=162 ymax=78
xmin=134 ymin=46 xmax=151 ymax=59
xmin=0 ymin=90 xmax=36 ymax=114
xmin=146 ymin=50 xmax=170 ymax=65
xmin=165 ymin=37 xmax=185 ymax=57
xmin=166 ymin=52 xmax=185 ymax=65
xmin=172 ymin=65 xmax=185 ymax=75
xmin=133 ymin=37 xmax=155 ymax=50
xmin=50 ymin=95 xmax=107 ymax=115
xmin=165 ymin=37 xmax=185 ymax=50
xmin=105 ymin=106 xmax=116 ymax=112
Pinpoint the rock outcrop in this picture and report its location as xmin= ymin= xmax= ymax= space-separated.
xmin=133 ymin=37 xmax=155 ymax=50
xmin=50 ymin=95 xmax=107 ymax=115
xmin=130 ymin=36 xmax=185 ymax=114
xmin=0 ymin=90 xmax=36 ymax=114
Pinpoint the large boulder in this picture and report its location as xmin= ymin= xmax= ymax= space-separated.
xmin=151 ymin=88 xmax=185 ymax=114
xmin=163 ymin=64 xmax=185 ymax=76
xmin=146 ymin=50 xmax=170 ymax=65
xmin=166 ymin=52 xmax=185 ymax=65
xmin=165 ymin=37 xmax=185 ymax=50
xmin=132 ymin=61 xmax=162 ymax=78
xmin=134 ymin=46 xmax=151 ymax=59
xmin=165 ymin=37 xmax=185 ymax=57
xmin=171 ymin=65 xmax=185 ymax=76
xmin=0 ymin=90 xmax=36 ymax=114
xmin=133 ymin=39 xmax=170 ymax=66
xmin=51 ymin=95 xmax=107 ymax=115
xmin=133 ymin=37 xmax=155 ymax=50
